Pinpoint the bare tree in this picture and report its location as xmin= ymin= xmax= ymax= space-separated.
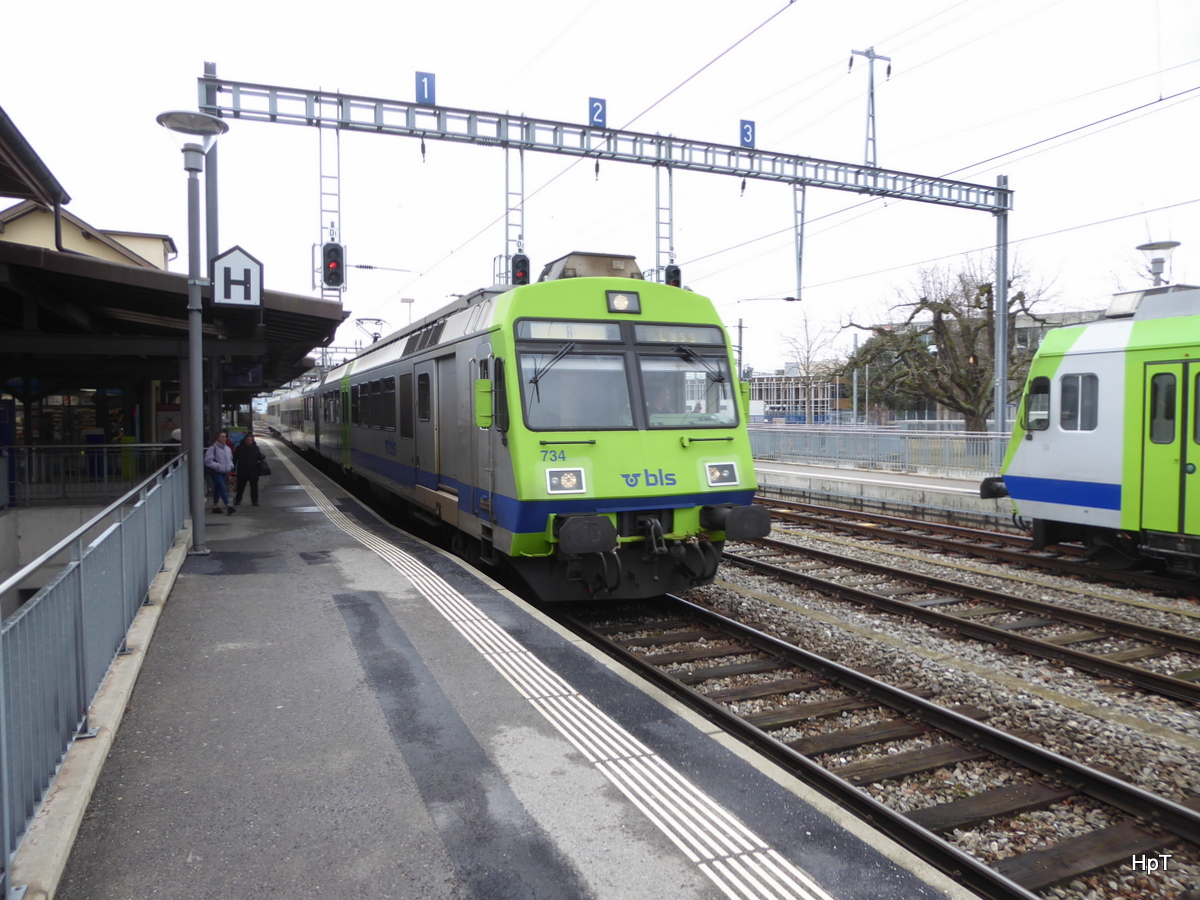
xmin=845 ymin=257 xmax=1049 ymax=432
xmin=781 ymin=309 xmax=840 ymax=423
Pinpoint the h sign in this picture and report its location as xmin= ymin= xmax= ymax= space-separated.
xmin=210 ymin=246 xmax=263 ymax=307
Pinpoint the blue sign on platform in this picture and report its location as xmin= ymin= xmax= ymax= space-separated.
xmin=416 ymin=72 xmax=436 ymax=106
xmin=589 ymin=97 xmax=606 ymax=128
xmin=740 ymin=120 xmax=755 ymax=149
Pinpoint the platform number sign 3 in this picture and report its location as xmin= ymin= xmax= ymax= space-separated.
xmin=589 ymin=98 xmax=606 ymax=129
xmin=740 ymin=120 xmax=755 ymax=150
xmin=416 ymin=72 xmax=436 ymax=106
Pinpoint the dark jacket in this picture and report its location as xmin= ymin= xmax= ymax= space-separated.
xmin=233 ymin=440 xmax=265 ymax=479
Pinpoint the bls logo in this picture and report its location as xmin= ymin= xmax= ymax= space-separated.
xmin=621 ymin=468 xmax=678 ymax=488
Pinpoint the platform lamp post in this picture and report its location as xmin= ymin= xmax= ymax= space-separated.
xmin=1136 ymin=240 xmax=1181 ymax=286
xmin=157 ymin=110 xmax=229 ymax=555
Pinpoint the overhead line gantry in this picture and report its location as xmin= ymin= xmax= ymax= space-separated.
xmin=196 ymin=72 xmax=1015 ymax=432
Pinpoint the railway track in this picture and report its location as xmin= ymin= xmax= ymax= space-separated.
xmin=759 ymin=497 xmax=1190 ymax=596
xmin=722 ymin=536 xmax=1200 ymax=705
xmin=558 ymin=595 xmax=1200 ymax=900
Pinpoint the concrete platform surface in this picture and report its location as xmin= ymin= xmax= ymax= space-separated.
xmin=18 ymin=440 xmax=980 ymax=900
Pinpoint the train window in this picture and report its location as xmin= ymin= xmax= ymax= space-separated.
xmin=1150 ymin=373 xmax=1176 ymax=444
xmin=634 ymin=324 xmax=725 ymax=345
xmin=399 ymin=373 xmax=414 ymax=438
xmin=417 ymin=373 xmax=431 ymax=421
xmin=518 ymin=351 xmax=632 ymax=429
xmin=1059 ymin=374 xmax=1098 ymax=431
xmin=494 ymin=359 xmax=510 ymax=432
xmin=351 ymin=385 xmax=360 ymax=426
xmin=382 ymin=377 xmax=396 ymax=431
xmin=639 ymin=351 xmax=737 ymax=428
xmin=516 ymin=320 xmax=621 ymax=341
xmin=1025 ymin=377 xmax=1050 ymax=431
xmin=368 ymin=380 xmax=382 ymax=428
xmin=1195 ymin=373 xmax=1200 ymax=445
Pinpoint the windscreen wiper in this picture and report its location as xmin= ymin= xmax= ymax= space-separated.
xmin=673 ymin=345 xmax=725 ymax=383
xmin=527 ymin=342 xmax=576 ymax=402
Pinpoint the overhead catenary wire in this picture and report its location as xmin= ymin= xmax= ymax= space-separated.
xmin=387 ymin=1 xmax=801 ymax=298
xmin=686 ymin=82 xmax=1200 ymax=289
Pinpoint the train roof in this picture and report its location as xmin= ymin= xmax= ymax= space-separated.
xmin=537 ymin=252 xmax=643 ymax=283
xmin=1104 ymin=283 xmax=1200 ymax=319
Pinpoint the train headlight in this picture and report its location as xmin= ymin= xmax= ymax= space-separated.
xmin=706 ymin=462 xmax=739 ymax=487
xmin=547 ymin=468 xmax=587 ymax=494
xmin=606 ymin=291 xmax=641 ymax=314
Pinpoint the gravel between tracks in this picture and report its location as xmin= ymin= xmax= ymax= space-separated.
xmin=684 ymin=528 xmax=1200 ymax=899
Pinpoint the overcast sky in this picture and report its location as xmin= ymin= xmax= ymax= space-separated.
xmin=4 ymin=0 xmax=1198 ymax=372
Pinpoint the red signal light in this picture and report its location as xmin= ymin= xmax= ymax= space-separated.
xmin=512 ymin=253 xmax=530 ymax=285
xmin=322 ymin=243 xmax=345 ymax=288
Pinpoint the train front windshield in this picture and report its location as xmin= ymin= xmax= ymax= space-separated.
xmin=516 ymin=319 xmax=737 ymax=431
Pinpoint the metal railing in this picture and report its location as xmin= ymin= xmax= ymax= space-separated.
xmin=749 ymin=425 xmax=1009 ymax=479
xmin=1 ymin=444 xmax=182 ymax=509
xmin=0 ymin=455 xmax=189 ymax=893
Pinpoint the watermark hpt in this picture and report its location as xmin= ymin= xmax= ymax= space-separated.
xmin=1131 ymin=852 xmax=1171 ymax=872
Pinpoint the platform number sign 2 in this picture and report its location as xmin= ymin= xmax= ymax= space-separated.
xmin=589 ymin=97 xmax=606 ymax=129
xmin=416 ymin=72 xmax=436 ymax=106
xmin=740 ymin=120 xmax=755 ymax=150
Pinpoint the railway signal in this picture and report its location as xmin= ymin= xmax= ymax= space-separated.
xmin=664 ymin=264 xmax=682 ymax=288
xmin=322 ymin=242 xmax=345 ymax=288
xmin=512 ymin=253 xmax=530 ymax=285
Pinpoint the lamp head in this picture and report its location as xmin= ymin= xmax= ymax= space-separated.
xmin=1136 ymin=240 xmax=1181 ymax=285
xmin=156 ymin=110 xmax=228 ymax=154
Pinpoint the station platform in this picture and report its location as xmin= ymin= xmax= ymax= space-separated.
xmin=754 ymin=460 xmax=1010 ymax=527
xmin=15 ymin=439 xmax=979 ymax=900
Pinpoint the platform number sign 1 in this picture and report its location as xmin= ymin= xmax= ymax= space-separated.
xmin=740 ymin=120 xmax=755 ymax=150
xmin=416 ymin=72 xmax=436 ymax=106
xmin=589 ymin=97 xmax=606 ymax=129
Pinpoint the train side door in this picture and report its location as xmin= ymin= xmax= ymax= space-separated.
xmin=1141 ymin=362 xmax=1200 ymax=534
xmin=414 ymin=362 xmax=435 ymax=487
xmin=340 ymin=382 xmax=352 ymax=469
xmin=436 ymin=355 xmax=458 ymax=491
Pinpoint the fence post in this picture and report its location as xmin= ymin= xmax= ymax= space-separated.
xmin=1 ymin=614 xmax=9 ymax=897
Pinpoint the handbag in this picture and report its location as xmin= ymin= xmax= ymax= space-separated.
xmin=258 ymin=458 xmax=272 ymax=477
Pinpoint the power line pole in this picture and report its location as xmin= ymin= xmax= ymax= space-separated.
xmin=850 ymin=47 xmax=891 ymax=168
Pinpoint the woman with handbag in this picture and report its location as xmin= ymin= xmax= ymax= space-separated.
xmin=233 ymin=433 xmax=268 ymax=507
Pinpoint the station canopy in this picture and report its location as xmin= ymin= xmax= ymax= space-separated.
xmin=0 ymin=104 xmax=345 ymax=394
xmin=0 ymin=239 xmax=346 ymax=391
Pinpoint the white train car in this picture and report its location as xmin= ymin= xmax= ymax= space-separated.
xmin=985 ymin=283 xmax=1200 ymax=572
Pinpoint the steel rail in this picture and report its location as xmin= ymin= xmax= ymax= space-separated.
xmin=762 ymin=501 xmax=1188 ymax=595
xmin=562 ymin=596 xmax=1200 ymax=899
xmin=726 ymin=538 xmax=1200 ymax=704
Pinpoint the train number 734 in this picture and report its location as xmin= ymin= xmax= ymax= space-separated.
xmin=540 ymin=449 xmax=568 ymax=462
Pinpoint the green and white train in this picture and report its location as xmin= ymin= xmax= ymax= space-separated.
xmin=983 ymin=283 xmax=1200 ymax=572
xmin=267 ymin=252 xmax=770 ymax=601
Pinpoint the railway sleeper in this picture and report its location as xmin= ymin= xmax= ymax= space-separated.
xmin=992 ymin=814 xmax=1193 ymax=892
xmin=829 ymin=742 xmax=992 ymax=786
xmin=789 ymin=704 xmax=989 ymax=756
xmin=903 ymin=781 xmax=1078 ymax=834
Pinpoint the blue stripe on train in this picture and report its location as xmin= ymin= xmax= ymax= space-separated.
xmin=1004 ymin=475 xmax=1122 ymax=511
xmin=343 ymin=448 xmax=756 ymax=534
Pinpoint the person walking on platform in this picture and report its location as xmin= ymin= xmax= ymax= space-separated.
xmin=233 ymin=432 xmax=266 ymax=507
xmin=204 ymin=431 xmax=237 ymax=515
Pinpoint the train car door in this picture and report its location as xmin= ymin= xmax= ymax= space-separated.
xmin=340 ymin=381 xmax=352 ymax=470
xmin=414 ymin=362 xmax=435 ymax=487
xmin=436 ymin=356 xmax=459 ymax=491
xmin=413 ymin=356 xmax=457 ymax=489
xmin=1142 ymin=362 xmax=1200 ymax=534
